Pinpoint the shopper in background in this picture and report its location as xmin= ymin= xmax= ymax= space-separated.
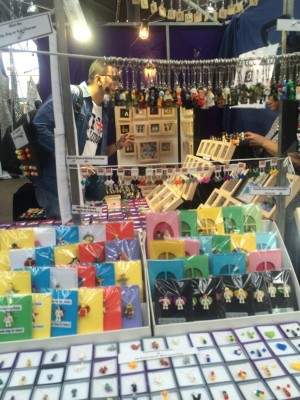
xmin=32 ymin=59 xmax=134 ymax=219
xmin=244 ymin=88 xmax=300 ymax=277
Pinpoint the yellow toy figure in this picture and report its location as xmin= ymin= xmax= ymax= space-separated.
xmin=235 ymin=288 xmax=247 ymax=304
xmin=176 ymin=87 xmax=182 ymax=106
xmin=175 ymin=296 xmax=185 ymax=310
xmin=224 ymin=287 xmax=233 ymax=303
xmin=268 ymin=283 xmax=277 ymax=298
xmin=253 ymin=289 xmax=264 ymax=303
xmin=206 ymin=88 xmax=215 ymax=108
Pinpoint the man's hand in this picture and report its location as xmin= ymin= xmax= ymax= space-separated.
xmin=118 ymin=133 xmax=135 ymax=149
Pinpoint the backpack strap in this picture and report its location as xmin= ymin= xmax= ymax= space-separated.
xmin=74 ymin=85 xmax=83 ymax=120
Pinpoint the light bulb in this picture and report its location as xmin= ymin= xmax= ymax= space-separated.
xmin=139 ymin=20 xmax=149 ymax=40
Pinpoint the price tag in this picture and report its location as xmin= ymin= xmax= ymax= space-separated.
xmin=145 ymin=168 xmax=154 ymax=177
xmin=118 ymin=168 xmax=125 ymax=177
xmin=72 ymin=205 xmax=102 ymax=215
xmin=158 ymin=5 xmax=167 ymax=18
xmin=131 ymin=168 xmax=139 ymax=176
xmin=194 ymin=11 xmax=202 ymax=23
xmin=236 ymin=1 xmax=244 ymax=12
xmin=11 ymin=125 xmax=29 ymax=149
xmin=227 ymin=4 xmax=236 ymax=15
xmin=188 ymin=167 xmax=197 ymax=174
xmin=140 ymin=0 xmax=149 ymax=8
xmin=150 ymin=1 xmax=158 ymax=13
xmin=219 ymin=8 xmax=227 ymax=19
xmin=156 ymin=168 xmax=163 ymax=175
xmin=249 ymin=187 xmax=291 ymax=196
xmin=185 ymin=12 xmax=194 ymax=23
xmin=167 ymin=9 xmax=176 ymax=20
xmin=259 ymin=160 xmax=266 ymax=168
xmin=66 ymin=156 xmax=108 ymax=165
xmin=249 ymin=0 xmax=259 ymax=6
xmin=105 ymin=168 xmax=112 ymax=175
xmin=182 ymin=168 xmax=188 ymax=174
xmin=270 ymin=158 xmax=278 ymax=167
xmin=176 ymin=10 xmax=185 ymax=21
xmin=203 ymin=12 xmax=209 ymax=22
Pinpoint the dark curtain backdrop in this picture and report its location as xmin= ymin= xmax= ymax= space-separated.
xmin=219 ymin=0 xmax=300 ymax=137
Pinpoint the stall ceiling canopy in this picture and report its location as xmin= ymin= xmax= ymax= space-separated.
xmin=0 ymin=0 xmax=214 ymax=24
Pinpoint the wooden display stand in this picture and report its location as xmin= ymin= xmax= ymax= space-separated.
xmin=202 ymin=172 xmax=300 ymax=219
xmin=196 ymin=139 xmax=236 ymax=163
xmin=146 ymin=182 xmax=184 ymax=212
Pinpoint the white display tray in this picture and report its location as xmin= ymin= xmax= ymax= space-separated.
xmin=148 ymin=220 xmax=300 ymax=336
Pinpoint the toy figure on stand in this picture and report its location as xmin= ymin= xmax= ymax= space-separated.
xmin=256 ymin=82 xmax=264 ymax=104
xmin=235 ymin=288 xmax=247 ymax=304
xmin=200 ymin=293 xmax=212 ymax=310
xmin=215 ymin=88 xmax=225 ymax=108
xmin=175 ymin=296 xmax=186 ymax=310
xmin=163 ymin=229 xmax=171 ymax=240
xmin=197 ymin=88 xmax=206 ymax=108
xmin=253 ymin=289 xmax=264 ymax=303
xmin=176 ymin=87 xmax=182 ymax=106
xmin=164 ymin=89 xmax=173 ymax=108
xmin=230 ymin=85 xmax=238 ymax=106
xmin=206 ymin=87 xmax=215 ymax=108
xmin=248 ymin=85 xmax=257 ymax=104
xmin=268 ymin=283 xmax=277 ymax=298
xmin=55 ymin=306 xmax=64 ymax=322
xmin=3 ymin=311 xmax=13 ymax=328
xmin=224 ymin=287 xmax=233 ymax=303
xmin=124 ymin=302 xmax=135 ymax=318
xmin=160 ymin=295 xmax=171 ymax=310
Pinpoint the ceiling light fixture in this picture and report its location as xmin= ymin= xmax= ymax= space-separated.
xmin=27 ymin=1 xmax=39 ymax=15
xmin=139 ymin=19 xmax=149 ymax=40
xmin=63 ymin=0 xmax=91 ymax=42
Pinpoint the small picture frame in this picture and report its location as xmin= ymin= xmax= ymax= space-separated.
xmin=117 ymin=107 xmax=132 ymax=121
xmin=160 ymin=141 xmax=172 ymax=154
xmin=147 ymin=106 xmax=162 ymax=118
xmin=149 ymin=122 xmax=161 ymax=136
xmin=162 ymin=107 xmax=176 ymax=118
xmin=133 ymin=123 xmax=148 ymax=137
xmin=138 ymin=141 xmax=159 ymax=163
xmin=122 ymin=144 xmax=136 ymax=157
xmin=162 ymin=120 xmax=177 ymax=135
xmin=133 ymin=107 xmax=147 ymax=120
xmin=117 ymin=123 xmax=131 ymax=137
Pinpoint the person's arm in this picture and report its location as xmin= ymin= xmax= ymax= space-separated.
xmin=107 ymin=133 xmax=135 ymax=157
xmin=244 ymin=131 xmax=278 ymax=157
xmin=32 ymin=96 xmax=56 ymax=153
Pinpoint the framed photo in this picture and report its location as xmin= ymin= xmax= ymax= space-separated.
xmin=147 ymin=106 xmax=162 ymax=118
xmin=138 ymin=141 xmax=159 ymax=163
xmin=122 ymin=144 xmax=136 ymax=157
xmin=133 ymin=123 xmax=148 ymax=137
xmin=149 ymin=122 xmax=161 ymax=136
xmin=160 ymin=141 xmax=172 ymax=154
xmin=117 ymin=123 xmax=131 ymax=137
xmin=162 ymin=120 xmax=177 ymax=135
xmin=162 ymin=107 xmax=176 ymax=118
xmin=133 ymin=107 xmax=147 ymax=120
xmin=116 ymin=107 xmax=132 ymax=122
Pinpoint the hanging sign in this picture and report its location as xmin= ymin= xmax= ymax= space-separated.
xmin=0 ymin=13 xmax=53 ymax=48
xmin=66 ymin=156 xmax=108 ymax=165
xmin=249 ymin=187 xmax=291 ymax=196
xmin=277 ymin=19 xmax=300 ymax=32
xmin=72 ymin=205 xmax=102 ymax=214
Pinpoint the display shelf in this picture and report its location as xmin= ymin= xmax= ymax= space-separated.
xmin=147 ymin=220 xmax=300 ymax=336
xmin=145 ymin=182 xmax=184 ymax=212
xmin=196 ymin=140 xmax=236 ymax=163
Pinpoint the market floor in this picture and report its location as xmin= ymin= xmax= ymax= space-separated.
xmin=0 ymin=177 xmax=28 ymax=223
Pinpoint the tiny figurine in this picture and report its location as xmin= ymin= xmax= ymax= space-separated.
xmin=268 ymin=283 xmax=277 ymax=298
xmin=175 ymin=296 xmax=186 ymax=310
xmin=253 ymin=289 xmax=265 ymax=303
xmin=24 ymin=257 xmax=36 ymax=267
xmin=83 ymin=233 xmax=94 ymax=243
xmin=55 ymin=306 xmax=64 ymax=322
xmin=78 ymin=304 xmax=90 ymax=317
xmin=279 ymin=284 xmax=291 ymax=298
xmin=124 ymin=303 xmax=135 ymax=319
xmin=160 ymin=295 xmax=171 ymax=310
xmin=117 ymin=273 xmax=129 ymax=285
xmin=224 ymin=287 xmax=233 ymax=303
xmin=163 ymin=229 xmax=171 ymax=240
xmin=235 ymin=288 xmax=247 ymax=304
xmin=199 ymin=294 xmax=213 ymax=310
xmin=3 ymin=311 xmax=13 ymax=328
